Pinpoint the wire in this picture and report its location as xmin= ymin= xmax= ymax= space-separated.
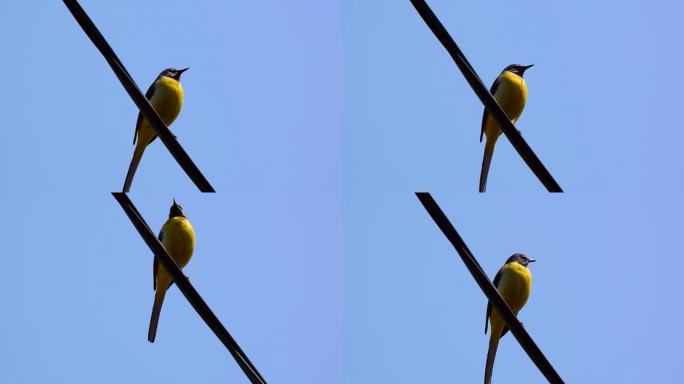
xmin=410 ymin=0 xmax=563 ymax=192
xmin=63 ymin=0 xmax=215 ymax=193
xmin=112 ymin=193 xmax=266 ymax=384
xmin=416 ymin=192 xmax=564 ymax=384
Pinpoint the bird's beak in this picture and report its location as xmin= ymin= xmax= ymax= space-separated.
xmin=175 ymin=68 xmax=189 ymax=80
xmin=528 ymin=258 xmax=537 ymax=263
xmin=521 ymin=64 xmax=534 ymax=73
xmin=173 ymin=198 xmax=177 ymax=205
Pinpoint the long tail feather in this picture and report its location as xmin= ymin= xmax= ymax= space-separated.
xmin=484 ymin=334 xmax=500 ymax=384
xmin=148 ymin=290 xmax=166 ymax=343
xmin=123 ymin=144 xmax=145 ymax=193
xmin=479 ymin=138 xmax=497 ymax=193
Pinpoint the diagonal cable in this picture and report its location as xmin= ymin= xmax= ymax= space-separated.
xmin=410 ymin=0 xmax=563 ymax=192
xmin=112 ymin=193 xmax=266 ymax=384
xmin=63 ymin=0 xmax=215 ymax=193
xmin=416 ymin=192 xmax=564 ymax=383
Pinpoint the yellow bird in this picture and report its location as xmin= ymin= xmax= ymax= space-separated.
xmin=148 ymin=199 xmax=195 ymax=343
xmin=484 ymin=253 xmax=535 ymax=384
xmin=479 ymin=64 xmax=533 ymax=192
xmin=123 ymin=67 xmax=188 ymax=192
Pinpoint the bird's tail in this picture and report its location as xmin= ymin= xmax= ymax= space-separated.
xmin=479 ymin=138 xmax=497 ymax=193
xmin=123 ymin=144 xmax=145 ymax=193
xmin=484 ymin=333 xmax=500 ymax=384
xmin=148 ymin=289 xmax=166 ymax=343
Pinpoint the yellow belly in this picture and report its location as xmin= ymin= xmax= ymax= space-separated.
xmin=484 ymin=71 xmax=528 ymax=141
xmin=137 ymin=76 xmax=185 ymax=146
xmin=160 ymin=216 xmax=195 ymax=269
xmin=489 ymin=263 xmax=532 ymax=337
xmin=496 ymin=263 xmax=532 ymax=313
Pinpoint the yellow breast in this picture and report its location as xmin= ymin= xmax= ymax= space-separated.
xmin=496 ymin=262 xmax=532 ymax=314
xmin=135 ymin=76 xmax=185 ymax=147
xmin=494 ymin=71 xmax=527 ymax=123
xmin=484 ymin=71 xmax=528 ymax=141
xmin=160 ymin=216 xmax=195 ymax=269
xmin=150 ymin=76 xmax=184 ymax=126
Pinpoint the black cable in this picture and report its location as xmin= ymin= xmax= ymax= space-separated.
xmin=410 ymin=0 xmax=563 ymax=192
xmin=112 ymin=193 xmax=266 ymax=384
xmin=63 ymin=0 xmax=215 ymax=193
xmin=416 ymin=192 xmax=564 ymax=384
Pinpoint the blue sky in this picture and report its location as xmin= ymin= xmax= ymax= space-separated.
xmin=0 ymin=1 xmax=339 ymax=383
xmin=2 ymin=1 xmax=683 ymax=383
xmin=344 ymin=0 xmax=684 ymax=383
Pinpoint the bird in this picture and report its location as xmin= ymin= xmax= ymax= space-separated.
xmin=123 ymin=67 xmax=188 ymax=192
xmin=148 ymin=199 xmax=195 ymax=343
xmin=479 ymin=64 xmax=534 ymax=192
xmin=484 ymin=253 xmax=535 ymax=384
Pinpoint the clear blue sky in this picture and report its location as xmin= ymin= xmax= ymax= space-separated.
xmin=344 ymin=0 xmax=684 ymax=383
xmin=0 ymin=1 xmax=339 ymax=383
xmin=2 ymin=1 xmax=683 ymax=383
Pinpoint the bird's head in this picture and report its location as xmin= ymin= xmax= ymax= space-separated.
xmin=506 ymin=253 xmax=536 ymax=267
xmin=159 ymin=67 xmax=189 ymax=81
xmin=503 ymin=64 xmax=534 ymax=77
xmin=169 ymin=198 xmax=186 ymax=218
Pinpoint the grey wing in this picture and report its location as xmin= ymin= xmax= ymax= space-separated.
xmin=153 ymin=226 xmax=174 ymax=290
xmin=485 ymin=268 xmax=503 ymax=334
xmin=133 ymin=81 xmax=158 ymax=144
xmin=153 ymin=227 xmax=164 ymax=290
xmin=480 ymin=78 xmax=500 ymax=143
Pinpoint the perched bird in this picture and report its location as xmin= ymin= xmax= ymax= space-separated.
xmin=479 ymin=64 xmax=533 ymax=192
xmin=123 ymin=67 xmax=188 ymax=192
xmin=484 ymin=253 xmax=536 ymax=384
xmin=148 ymin=199 xmax=195 ymax=343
